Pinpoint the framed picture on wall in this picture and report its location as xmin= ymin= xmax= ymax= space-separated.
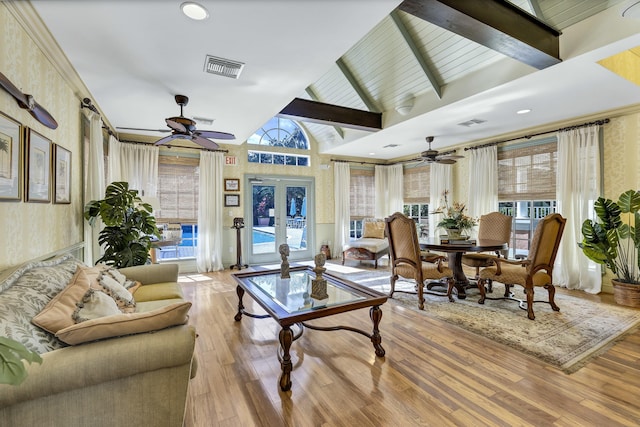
xmin=25 ymin=128 xmax=51 ymax=203
xmin=225 ymin=178 xmax=240 ymax=191
xmin=224 ymin=193 xmax=240 ymax=207
xmin=0 ymin=112 xmax=22 ymax=201
xmin=53 ymin=144 xmax=71 ymax=204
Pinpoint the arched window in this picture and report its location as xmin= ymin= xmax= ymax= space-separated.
xmin=247 ymin=117 xmax=309 ymax=149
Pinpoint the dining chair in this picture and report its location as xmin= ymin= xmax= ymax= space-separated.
xmin=461 ymin=211 xmax=512 ymax=288
xmin=476 ymin=213 xmax=566 ymax=320
xmin=385 ymin=212 xmax=454 ymax=310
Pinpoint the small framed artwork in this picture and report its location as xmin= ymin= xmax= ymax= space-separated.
xmin=53 ymin=144 xmax=71 ymax=204
xmin=0 ymin=112 xmax=22 ymax=201
xmin=25 ymin=128 xmax=51 ymax=203
xmin=224 ymin=193 xmax=240 ymax=207
xmin=225 ymin=178 xmax=240 ymax=191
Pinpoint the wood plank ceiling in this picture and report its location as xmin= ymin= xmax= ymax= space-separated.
xmin=281 ymin=0 xmax=625 ymax=150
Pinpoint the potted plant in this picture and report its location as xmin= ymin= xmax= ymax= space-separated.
xmin=580 ymin=189 xmax=640 ymax=307
xmin=432 ymin=190 xmax=477 ymax=239
xmin=253 ymin=186 xmax=273 ymax=226
xmin=84 ymin=181 xmax=160 ymax=268
xmin=0 ymin=337 xmax=42 ymax=385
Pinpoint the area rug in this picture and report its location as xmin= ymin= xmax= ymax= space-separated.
xmin=322 ymin=262 xmax=640 ymax=373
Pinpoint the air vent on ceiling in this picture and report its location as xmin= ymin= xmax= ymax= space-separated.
xmin=192 ymin=116 xmax=214 ymax=125
xmin=204 ymin=55 xmax=245 ymax=79
xmin=383 ymin=144 xmax=399 ymax=148
xmin=458 ymin=118 xmax=486 ymax=127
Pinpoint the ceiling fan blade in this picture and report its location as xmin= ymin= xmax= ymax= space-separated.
xmin=166 ymin=118 xmax=187 ymax=133
xmin=191 ymin=135 xmax=220 ymax=150
xmin=154 ymin=134 xmax=184 ymax=146
xmin=0 ymin=72 xmax=58 ymax=129
xmin=195 ymin=130 xmax=235 ymax=140
xmin=117 ymin=126 xmax=172 ymax=133
xmin=437 ymin=154 xmax=464 ymax=160
xmin=436 ymin=159 xmax=457 ymax=165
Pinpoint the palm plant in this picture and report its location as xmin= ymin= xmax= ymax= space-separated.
xmin=84 ymin=181 xmax=160 ymax=267
xmin=580 ymin=190 xmax=640 ymax=284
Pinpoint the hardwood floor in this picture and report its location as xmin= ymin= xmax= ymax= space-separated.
xmin=181 ymin=264 xmax=640 ymax=427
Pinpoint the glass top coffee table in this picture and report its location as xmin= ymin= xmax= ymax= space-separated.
xmin=231 ymin=265 xmax=387 ymax=391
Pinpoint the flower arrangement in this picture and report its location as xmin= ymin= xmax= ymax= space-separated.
xmin=432 ymin=190 xmax=477 ymax=233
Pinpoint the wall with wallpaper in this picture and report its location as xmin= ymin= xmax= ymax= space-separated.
xmin=0 ymin=5 xmax=84 ymax=270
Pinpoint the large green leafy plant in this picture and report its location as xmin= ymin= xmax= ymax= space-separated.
xmin=0 ymin=337 xmax=42 ymax=385
xmin=84 ymin=181 xmax=160 ymax=268
xmin=580 ymin=190 xmax=640 ymax=284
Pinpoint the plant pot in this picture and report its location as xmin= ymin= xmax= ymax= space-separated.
xmin=612 ymin=279 xmax=640 ymax=308
xmin=445 ymin=228 xmax=462 ymax=239
xmin=257 ymin=217 xmax=270 ymax=226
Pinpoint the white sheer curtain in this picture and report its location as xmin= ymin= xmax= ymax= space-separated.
xmin=468 ymin=145 xmax=498 ymax=217
xmin=196 ymin=151 xmax=224 ymax=272
xmin=83 ymin=111 xmax=105 ymax=265
xmin=429 ymin=163 xmax=452 ymax=237
xmin=554 ymin=125 xmax=601 ymax=293
xmin=115 ymin=143 xmax=159 ymax=197
xmin=333 ymin=162 xmax=351 ymax=257
xmin=107 ymin=136 xmax=123 ymax=184
xmin=374 ymin=164 xmax=403 ymax=218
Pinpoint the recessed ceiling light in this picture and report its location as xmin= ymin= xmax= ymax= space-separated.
xmin=181 ymin=2 xmax=209 ymax=20
xmin=369 ymin=152 xmax=376 ymax=156
xmin=517 ymin=109 xmax=531 ymax=115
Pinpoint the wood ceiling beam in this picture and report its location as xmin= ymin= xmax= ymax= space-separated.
xmin=398 ymin=0 xmax=561 ymax=70
xmin=305 ymin=87 xmax=345 ymax=139
xmin=390 ymin=10 xmax=442 ymax=99
xmin=278 ymin=98 xmax=382 ymax=132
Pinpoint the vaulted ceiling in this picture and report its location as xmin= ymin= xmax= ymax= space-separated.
xmin=23 ymin=0 xmax=640 ymax=160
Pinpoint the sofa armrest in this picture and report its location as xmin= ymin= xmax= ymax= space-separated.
xmin=0 ymin=324 xmax=196 ymax=408
xmin=118 ymin=263 xmax=179 ymax=285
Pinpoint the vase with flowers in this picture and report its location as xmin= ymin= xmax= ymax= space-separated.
xmin=432 ymin=190 xmax=477 ymax=239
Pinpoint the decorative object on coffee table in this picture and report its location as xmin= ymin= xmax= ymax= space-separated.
xmin=311 ymin=253 xmax=328 ymax=300
xmin=279 ymin=243 xmax=290 ymax=278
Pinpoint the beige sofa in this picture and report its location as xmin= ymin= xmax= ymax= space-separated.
xmin=0 ymin=255 xmax=196 ymax=427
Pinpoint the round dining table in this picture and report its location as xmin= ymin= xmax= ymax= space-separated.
xmin=419 ymin=238 xmax=508 ymax=299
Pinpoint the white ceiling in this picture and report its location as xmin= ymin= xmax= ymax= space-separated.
xmin=27 ymin=0 xmax=640 ymax=160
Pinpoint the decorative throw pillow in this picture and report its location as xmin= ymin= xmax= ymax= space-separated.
xmin=55 ymin=301 xmax=192 ymax=345
xmin=96 ymin=272 xmax=136 ymax=312
xmin=72 ymin=288 xmax=121 ymax=323
xmin=103 ymin=268 xmax=140 ymax=291
xmin=32 ymin=266 xmax=92 ymax=334
xmin=362 ymin=221 xmax=385 ymax=239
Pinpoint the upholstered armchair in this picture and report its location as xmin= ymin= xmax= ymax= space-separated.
xmin=461 ymin=211 xmax=512 ymax=285
xmin=385 ymin=212 xmax=454 ymax=310
xmin=476 ymin=213 xmax=566 ymax=320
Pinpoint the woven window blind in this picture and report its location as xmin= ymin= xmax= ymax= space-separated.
xmin=350 ymin=168 xmax=375 ymax=219
xmin=157 ymin=156 xmax=199 ymax=223
xmin=403 ymin=164 xmax=430 ymax=203
xmin=498 ymin=140 xmax=557 ymax=201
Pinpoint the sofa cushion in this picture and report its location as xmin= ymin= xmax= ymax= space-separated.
xmin=362 ymin=220 xmax=385 ymax=239
xmin=72 ymin=288 xmax=121 ymax=322
xmin=0 ymin=255 xmax=84 ymax=354
xmin=55 ymin=301 xmax=192 ymax=345
xmin=31 ymin=266 xmax=93 ymax=334
xmin=133 ymin=282 xmax=184 ymax=302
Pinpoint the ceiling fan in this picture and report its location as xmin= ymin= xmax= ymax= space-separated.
xmin=417 ymin=136 xmax=463 ymax=164
xmin=117 ymin=95 xmax=235 ymax=150
xmin=0 ymin=71 xmax=58 ymax=129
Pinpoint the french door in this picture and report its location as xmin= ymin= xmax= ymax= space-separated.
xmin=245 ymin=176 xmax=314 ymax=265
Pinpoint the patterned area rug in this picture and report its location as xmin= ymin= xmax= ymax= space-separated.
xmin=323 ymin=261 xmax=640 ymax=373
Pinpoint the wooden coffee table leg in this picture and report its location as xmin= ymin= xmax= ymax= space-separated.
xmin=369 ymin=305 xmax=385 ymax=357
xmin=279 ymin=326 xmax=293 ymax=391
xmin=234 ymin=286 xmax=244 ymax=321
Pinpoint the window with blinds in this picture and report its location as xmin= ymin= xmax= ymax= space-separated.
xmin=403 ymin=164 xmax=430 ymax=203
xmin=498 ymin=139 xmax=557 ymax=201
xmin=157 ymin=156 xmax=199 ymax=223
xmin=349 ymin=168 xmax=375 ymax=219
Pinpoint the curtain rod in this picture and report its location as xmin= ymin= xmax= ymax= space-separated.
xmin=119 ymin=139 xmax=229 ymax=153
xmin=464 ymin=118 xmax=610 ymax=151
xmin=330 ymin=158 xmax=387 ymax=166
xmin=80 ymin=97 xmax=117 ymax=136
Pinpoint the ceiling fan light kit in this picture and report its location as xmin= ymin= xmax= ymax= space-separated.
xmin=417 ymin=136 xmax=464 ymax=165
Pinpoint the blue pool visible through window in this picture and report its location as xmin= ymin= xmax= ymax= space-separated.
xmin=156 ymin=224 xmax=198 ymax=261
